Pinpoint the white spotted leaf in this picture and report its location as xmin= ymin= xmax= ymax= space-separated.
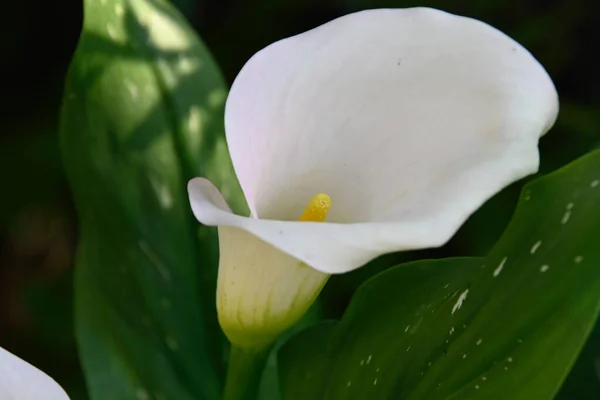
xmin=279 ymin=149 xmax=600 ymax=399
xmin=60 ymin=0 xmax=246 ymax=399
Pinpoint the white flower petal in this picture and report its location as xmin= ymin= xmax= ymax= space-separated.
xmin=0 ymin=346 xmax=69 ymax=400
xmin=193 ymin=177 xmax=452 ymax=273
xmin=190 ymin=8 xmax=558 ymax=274
xmin=225 ymin=8 xmax=557 ymax=222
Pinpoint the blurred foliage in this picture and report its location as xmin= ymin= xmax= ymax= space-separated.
xmin=60 ymin=0 xmax=248 ymax=397
xmin=0 ymin=0 xmax=598 ymax=398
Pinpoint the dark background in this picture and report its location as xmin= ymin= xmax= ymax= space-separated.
xmin=1 ymin=0 xmax=599 ymax=398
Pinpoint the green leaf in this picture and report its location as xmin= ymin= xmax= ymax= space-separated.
xmin=279 ymin=149 xmax=600 ymax=399
xmin=60 ymin=0 xmax=246 ymax=399
xmin=258 ymin=300 xmax=327 ymax=400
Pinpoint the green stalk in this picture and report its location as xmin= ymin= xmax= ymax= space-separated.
xmin=223 ymin=344 xmax=272 ymax=400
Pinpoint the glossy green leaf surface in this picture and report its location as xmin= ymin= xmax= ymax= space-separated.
xmin=60 ymin=0 xmax=245 ymax=398
xmin=280 ymin=150 xmax=600 ymax=399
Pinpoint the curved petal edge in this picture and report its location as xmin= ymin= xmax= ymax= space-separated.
xmin=0 ymin=347 xmax=70 ymax=400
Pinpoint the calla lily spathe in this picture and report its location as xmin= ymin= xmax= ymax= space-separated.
xmin=0 ymin=346 xmax=69 ymax=399
xmin=189 ymin=8 xmax=558 ymax=347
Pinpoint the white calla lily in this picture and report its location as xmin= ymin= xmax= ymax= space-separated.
xmin=188 ymin=8 xmax=558 ymax=347
xmin=0 ymin=346 xmax=69 ymax=399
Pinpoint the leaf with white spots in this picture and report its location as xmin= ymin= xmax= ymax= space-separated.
xmin=60 ymin=0 xmax=246 ymax=399
xmin=279 ymin=149 xmax=600 ymax=399
xmin=530 ymin=240 xmax=542 ymax=254
xmin=492 ymin=257 xmax=506 ymax=277
xmin=452 ymin=289 xmax=469 ymax=315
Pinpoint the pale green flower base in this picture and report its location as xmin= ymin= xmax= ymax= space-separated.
xmin=224 ymin=344 xmax=272 ymax=400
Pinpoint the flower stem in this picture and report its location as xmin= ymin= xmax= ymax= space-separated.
xmin=223 ymin=344 xmax=271 ymax=400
